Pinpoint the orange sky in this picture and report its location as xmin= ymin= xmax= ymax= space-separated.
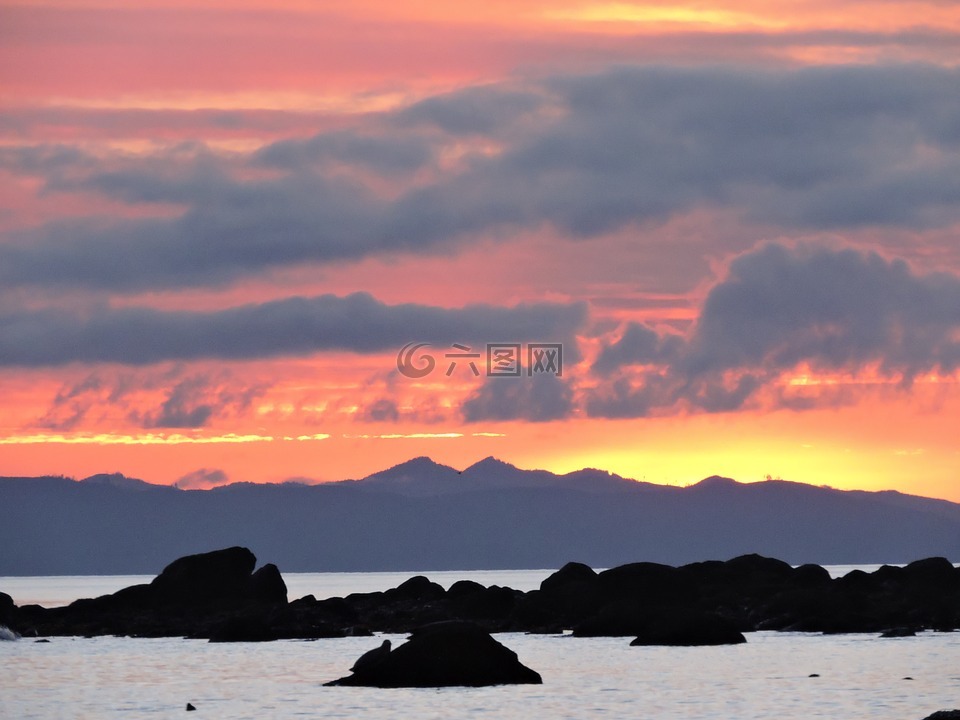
xmin=1 ymin=0 xmax=959 ymax=500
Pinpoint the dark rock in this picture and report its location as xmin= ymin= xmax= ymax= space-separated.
xmin=447 ymin=584 xmax=518 ymax=623
xmin=540 ymin=562 xmax=597 ymax=594
xmin=922 ymin=712 xmax=960 ymax=720
xmin=448 ymin=580 xmax=486 ymax=598
xmin=530 ymin=562 xmax=602 ymax=629
xmin=186 ymin=702 xmax=196 ymax=711
xmin=598 ymin=562 xmax=689 ymax=603
xmin=350 ymin=639 xmax=392 ymax=672
xmin=208 ymin=613 xmax=277 ymax=642
xmin=880 ymin=627 xmax=918 ymax=638
xmin=573 ymin=601 xmax=651 ymax=637
xmin=903 ymin=558 xmax=959 ymax=588
xmin=384 ymin=576 xmax=445 ymax=603
xmin=629 ymin=612 xmax=747 ymax=646
xmin=0 ymin=591 xmax=14 ymax=627
xmin=326 ymin=621 xmax=542 ymax=687
xmin=248 ymin=564 xmax=287 ymax=604
xmin=151 ymin=547 xmax=257 ymax=605
xmin=792 ymin=564 xmax=832 ymax=586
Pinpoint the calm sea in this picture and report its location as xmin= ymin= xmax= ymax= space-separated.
xmin=3 ymin=568 xmax=958 ymax=720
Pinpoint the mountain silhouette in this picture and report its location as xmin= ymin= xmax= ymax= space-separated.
xmin=1 ymin=460 xmax=959 ymax=574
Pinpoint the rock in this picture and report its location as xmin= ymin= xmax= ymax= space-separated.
xmin=326 ymin=621 xmax=542 ymax=687
xmin=880 ymin=627 xmax=917 ymax=638
xmin=792 ymin=564 xmax=832 ymax=587
xmin=922 ymin=712 xmax=960 ymax=720
xmin=540 ymin=562 xmax=597 ymax=594
xmin=151 ymin=547 xmax=257 ymax=605
xmin=248 ymin=564 xmax=288 ymax=604
xmin=903 ymin=558 xmax=959 ymax=588
xmin=384 ymin=576 xmax=445 ymax=603
xmin=629 ymin=612 xmax=747 ymax=646
xmin=186 ymin=702 xmax=196 ymax=711
xmin=597 ymin=562 xmax=690 ymax=603
xmin=15 ymin=547 xmax=292 ymax=639
xmin=350 ymin=639 xmax=392 ymax=672
xmin=0 ymin=591 xmax=15 ymax=628
xmin=447 ymin=580 xmax=486 ymax=598
xmin=208 ymin=613 xmax=278 ymax=642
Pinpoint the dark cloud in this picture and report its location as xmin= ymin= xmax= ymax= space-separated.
xmin=32 ymin=368 xmax=271 ymax=430
xmin=587 ymin=242 xmax=960 ymax=417
xmin=36 ymin=373 xmax=106 ymax=430
xmin=592 ymin=323 xmax=683 ymax=376
xmin=253 ymin=130 xmax=434 ymax=175
xmin=4 ymin=64 xmax=960 ymax=291
xmin=393 ymin=85 xmax=544 ymax=135
xmin=358 ymin=398 xmax=401 ymax=423
xmin=461 ymin=374 xmax=574 ymax=423
xmin=0 ymin=293 xmax=586 ymax=367
xmin=683 ymin=243 xmax=960 ymax=380
xmin=139 ymin=376 xmax=215 ymax=429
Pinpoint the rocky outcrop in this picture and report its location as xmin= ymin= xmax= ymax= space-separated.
xmin=9 ymin=547 xmax=289 ymax=639
xmin=325 ymin=621 xmax=542 ymax=687
xmin=3 ymin=549 xmax=959 ymax=640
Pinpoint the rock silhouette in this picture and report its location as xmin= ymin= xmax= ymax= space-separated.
xmin=4 ymin=548 xmax=960 ymax=641
xmin=326 ymin=622 xmax=542 ymax=687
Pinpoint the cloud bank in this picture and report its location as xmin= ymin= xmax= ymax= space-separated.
xmin=0 ymin=293 xmax=586 ymax=367
xmin=4 ymin=64 xmax=960 ymax=292
xmin=587 ymin=243 xmax=960 ymax=418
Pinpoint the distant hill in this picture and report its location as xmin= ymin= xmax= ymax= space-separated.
xmin=2 ymin=458 xmax=959 ymax=575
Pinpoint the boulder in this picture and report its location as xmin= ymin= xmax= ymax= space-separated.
xmin=248 ymin=564 xmax=288 ymax=604
xmin=150 ymin=547 xmax=257 ymax=605
xmin=326 ymin=621 xmax=542 ymax=687
xmin=629 ymin=612 xmax=746 ymax=646
xmin=922 ymin=712 xmax=960 ymax=720
xmin=384 ymin=575 xmax=445 ymax=603
xmin=0 ymin=591 xmax=15 ymax=627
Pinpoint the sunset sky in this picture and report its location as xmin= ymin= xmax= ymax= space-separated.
xmin=1 ymin=0 xmax=959 ymax=499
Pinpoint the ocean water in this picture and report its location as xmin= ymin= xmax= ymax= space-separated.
xmin=3 ymin=570 xmax=959 ymax=719
xmin=3 ymin=630 xmax=960 ymax=719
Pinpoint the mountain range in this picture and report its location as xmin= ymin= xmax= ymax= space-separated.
xmin=2 ymin=457 xmax=959 ymax=575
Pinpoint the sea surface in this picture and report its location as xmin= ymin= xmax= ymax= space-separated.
xmin=3 ymin=568 xmax=959 ymax=720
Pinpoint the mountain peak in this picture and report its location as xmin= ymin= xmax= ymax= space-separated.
xmin=384 ymin=456 xmax=447 ymax=473
xmin=357 ymin=456 xmax=459 ymax=495
xmin=463 ymin=456 xmax=518 ymax=474
xmin=691 ymin=475 xmax=740 ymax=489
xmin=79 ymin=472 xmax=158 ymax=490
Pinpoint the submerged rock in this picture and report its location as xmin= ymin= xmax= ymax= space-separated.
xmin=326 ymin=621 xmax=542 ymax=687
